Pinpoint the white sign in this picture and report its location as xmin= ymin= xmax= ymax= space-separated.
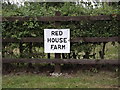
xmin=44 ymin=29 xmax=70 ymax=53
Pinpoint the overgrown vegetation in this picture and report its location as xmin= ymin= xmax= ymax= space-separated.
xmin=2 ymin=2 xmax=120 ymax=16
xmin=2 ymin=2 xmax=119 ymax=88
xmin=2 ymin=2 xmax=119 ymax=60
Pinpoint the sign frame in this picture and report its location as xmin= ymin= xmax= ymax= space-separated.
xmin=44 ymin=29 xmax=70 ymax=53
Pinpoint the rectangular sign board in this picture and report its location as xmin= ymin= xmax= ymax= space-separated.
xmin=44 ymin=29 xmax=70 ymax=53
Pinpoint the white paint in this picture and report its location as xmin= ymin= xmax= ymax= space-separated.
xmin=44 ymin=29 xmax=70 ymax=53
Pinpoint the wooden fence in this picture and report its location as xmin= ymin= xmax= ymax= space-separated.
xmin=2 ymin=12 xmax=120 ymax=72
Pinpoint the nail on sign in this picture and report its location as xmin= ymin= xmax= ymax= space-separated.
xmin=44 ymin=29 xmax=70 ymax=53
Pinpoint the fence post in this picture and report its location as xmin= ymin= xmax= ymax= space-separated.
xmin=28 ymin=42 xmax=33 ymax=68
xmin=54 ymin=11 xmax=61 ymax=73
xmin=62 ymin=53 xmax=66 ymax=59
xmin=54 ymin=53 xmax=61 ymax=73
xmin=47 ymin=53 xmax=50 ymax=59
xmin=2 ymin=43 xmax=5 ymax=58
xmin=19 ymin=42 xmax=23 ymax=66
xmin=19 ymin=42 xmax=23 ymax=58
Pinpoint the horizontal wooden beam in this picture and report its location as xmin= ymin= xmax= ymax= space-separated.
xmin=71 ymin=37 xmax=119 ymax=42
xmin=2 ymin=58 xmax=119 ymax=65
xmin=1 ymin=15 xmax=120 ymax=22
xmin=2 ymin=37 xmax=119 ymax=43
xmin=2 ymin=37 xmax=43 ymax=43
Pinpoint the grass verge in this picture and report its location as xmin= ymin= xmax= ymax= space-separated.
xmin=2 ymin=71 xmax=119 ymax=88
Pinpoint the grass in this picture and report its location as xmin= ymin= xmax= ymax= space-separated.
xmin=94 ymin=42 xmax=119 ymax=59
xmin=2 ymin=71 xmax=119 ymax=88
xmin=105 ymin=42 xmax=119 ymax=59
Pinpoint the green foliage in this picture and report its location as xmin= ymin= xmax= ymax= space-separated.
xmin=2 ymin=2 xmax=119 ymax=38
xmin=2 ymin=2 xmax=120 ymax=59
xmin=2 ymin=2 xmax=120 ymax=16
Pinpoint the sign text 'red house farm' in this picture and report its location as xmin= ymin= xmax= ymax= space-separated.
xmin=44 ymin=29 xmax=70 ymax=53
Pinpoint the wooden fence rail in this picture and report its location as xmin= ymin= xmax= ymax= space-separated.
xmin=2 ymin=37 xmax=119 ymax=43
xmin=2 ymin=58 xmax=119 ymax=65
xmin=1 ymin=14 xmax=120 ymax=70
xmin=1 ymin=15 xmax=120 ymax=22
